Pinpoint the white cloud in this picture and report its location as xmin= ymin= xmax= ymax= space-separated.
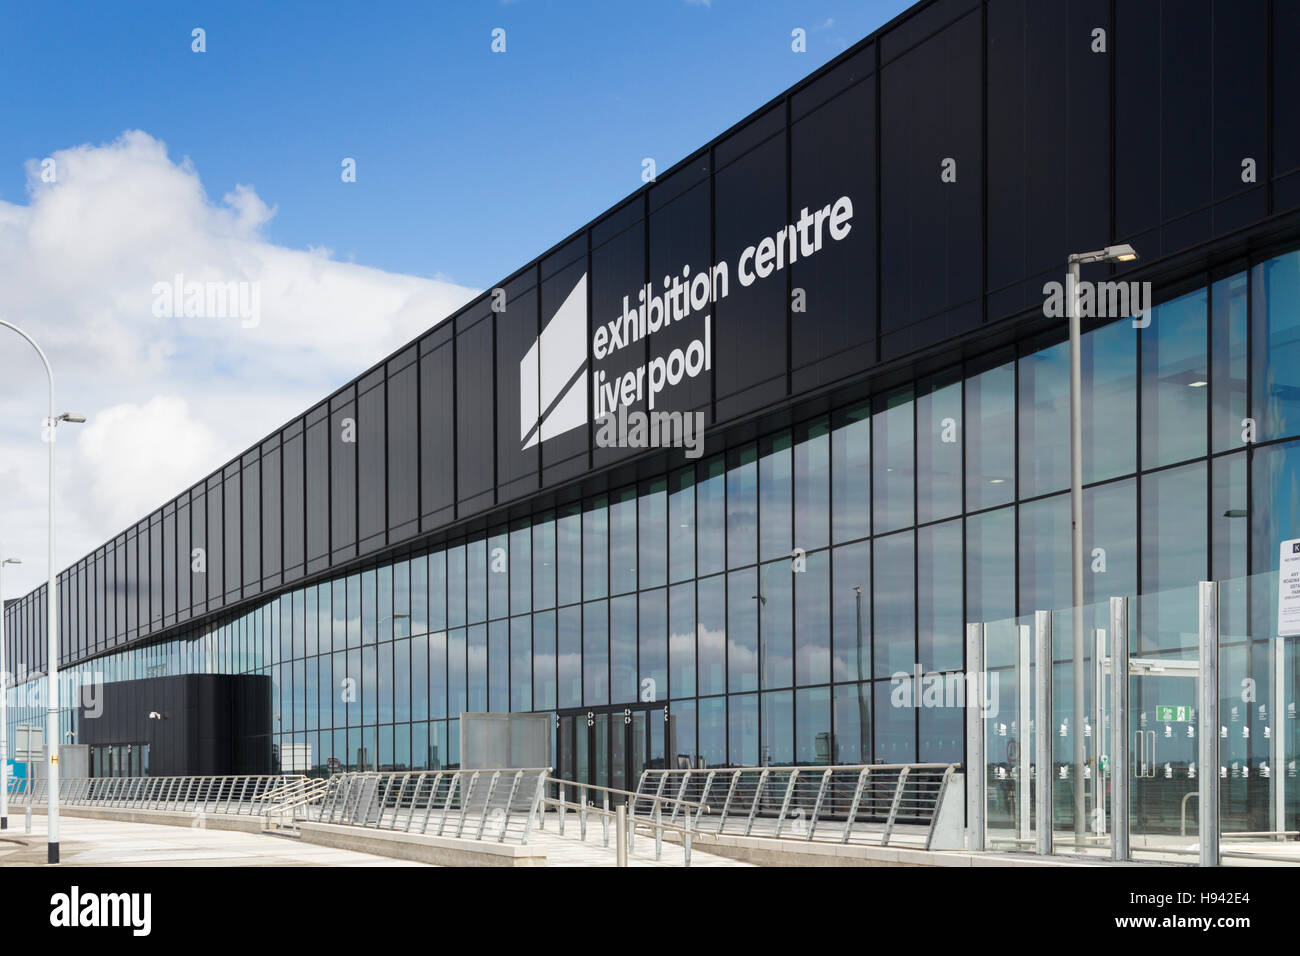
xmin=0 ymin=130 xmax=479 ymax=598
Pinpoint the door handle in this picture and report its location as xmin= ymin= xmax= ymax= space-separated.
xmin=1146 ymin=730 xmax=1156 ymax=778
xmin=1133 ymin=731 xmax=1143 ymax=778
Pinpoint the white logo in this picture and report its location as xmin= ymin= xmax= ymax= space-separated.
xmin=520 ymin=272 xmax=588 ymax=449
xmin=50 ymin=886 xmax=152 ymax=936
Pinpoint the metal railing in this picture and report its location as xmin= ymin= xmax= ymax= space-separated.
xmin=634 ymin=763 xmax=963 ymax=850
xmin=10 ymin=775 xmax=304 ymax=816
xmin=304 ymin=769 xmax=550 ymax=845
xmin=541 ymin=776 xmax=710 ymax=866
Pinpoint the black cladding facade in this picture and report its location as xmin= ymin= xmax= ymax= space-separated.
xmin=76 ymin=675 xmax=273 ymax=777
xmin=4 ymin=0 xmax=1300 ymax=690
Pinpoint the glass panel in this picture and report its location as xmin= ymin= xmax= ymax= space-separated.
xmin=532 ymin=512 xmax=556 ymax=611
xmin=793 ymin=417 xmax=830 ymax=553
xmin=609 ymin=594 xmax=637 ymax=705
xmin=583 ymin=497 xmax=609 ymax=601
xmin=510 ymin=521 xmax=532 ymax=616
xmin=583 ymin=601 xmax=609 ymax=706
xmin=1019 ymin=340 xmax=1068 ymax=498
xmin=1211 ymin=271 xmax=1248 ymax=454
xmin=872 ymin=531 xmax=914 ymax=678
xmin=557 ymin=606 xmax=582 ymax=710
xmin=916 ymin=373 xmax=962 ymax=523
xmin=727 ymin=445 xmax=758 ymax=568
xmin=966 ymin=359 xmax=1015 ymax=510
xmin=1141 ymin=289 xmax=1208 ymax=469
xmin=832 ymin=682 xmax=871 ymax=764
xmin=872 ymin=387 xmax=914 ymax=534
xmin=1082 ymin=320 xmax=1136 ymax=482
xmin=668 ymin=581 xmax=695 ymax=699
xmin=727 ymin=568 xmax=757 ymax=693
xmin=759 ymin=431 xmax=792 ymax=561
xmin=638 ymin=587 xmax=667 ymax=704
xmin=609 ymin=488 xmax=638 ymax=596
xmin=668 ymin=467 xmax=696 ymax=584
xmin=759 ymin=558 xmax=792 ymax=690
xmin=918 ymin=519 xmax=963 ymax=672
xmin=639 ymin=478 xmax=667 ymax=590
xmin=488 ymin=528 xmax=506 ymax=624
xmin=532 ymin=610 xmax=556 ymax=712
xmin=832 ymin=540 xmax=870 ymax=683
xmin=794 ymin=548 xmax=830 ymax=686
xmin=1252 ymin=249 xmax=1300 ymax=443
xmin=831 ymin=400 xmax=870 ymax=544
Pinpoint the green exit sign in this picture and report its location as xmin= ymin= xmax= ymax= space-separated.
xmin=1156 ymin=705 xmax=1192 ymax=722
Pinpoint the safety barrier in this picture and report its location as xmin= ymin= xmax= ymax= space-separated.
xmin=542 ymin=776 xmax=710 ymax=866
xmin=11 ymin=775 xmax=304 ymax=816
xmin=305 ymin=769 xmax=550 ymax=845
xmin=634 ymin=763 xmax=964 ymax=850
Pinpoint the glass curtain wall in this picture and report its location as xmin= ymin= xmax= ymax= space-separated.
xmin=5 ymin=249 xmax=1299 ymax=790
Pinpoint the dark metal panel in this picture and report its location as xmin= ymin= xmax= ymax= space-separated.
xmin=714 ymin=132 xmax=789 ymax=420
xmin=880 ymin=8 xmax=983 ymax=359
xmin=495 ymin=272 xmax=541 ymax=500
xmin=419 ymin=335 xmax=456 ymax=528
xmin=387 ymin=356 xmax=420 ymax=539
xmin=358 ymin=377 xmax=387 ymax=553
xmin=790 ymin=72 xmax=877 ymax=392
xmin=456 ymin=308 xmax=496 ymax=506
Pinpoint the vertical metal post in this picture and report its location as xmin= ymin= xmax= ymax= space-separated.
xmin=1067 ymin=257 xmax=1086 ymax=846
xmin=1110 ymin=596 xmax=1129 ymax=861
xmin=615 ymin=802 xmax=628 ymax=866
xmin=1034 ymin=610 xmax=1053 ymax=854
xmin=1272 ymin=637 xmax=1286 ymax=841
xmin=1199 ymin=581 xmax=1220 ymax=867
xmin=965 ymin=622 xmax=985 ymax=851
xmin=1093 ymin=627 xmax=1107 ymax=837
xmin=1017 ymin=624 xmax=1031 ymax=844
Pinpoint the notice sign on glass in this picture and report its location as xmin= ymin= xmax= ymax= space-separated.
xmin=1278 ymin=538 xmax=1300 ymax=637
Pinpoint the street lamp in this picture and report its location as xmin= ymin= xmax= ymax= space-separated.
xmin=0 ymin=555 xmax=21 ymax=830
xmin=0 ymin=318 xmax=86 ymax=864
xmin=1065 ymin=244 xmax=1138 ymax=845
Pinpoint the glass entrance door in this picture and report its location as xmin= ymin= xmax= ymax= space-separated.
xmin=555 ymin=704 xmax=670 ymax=797
xmin=1127 ymin=665 xmax=1200 ymax=857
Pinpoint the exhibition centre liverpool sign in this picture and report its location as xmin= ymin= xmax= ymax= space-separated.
xmin=519 ymin=194 xmax=857 ymax=456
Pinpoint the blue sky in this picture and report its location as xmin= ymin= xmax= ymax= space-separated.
xmin=2 ymin=0 xmax=909 ymax=288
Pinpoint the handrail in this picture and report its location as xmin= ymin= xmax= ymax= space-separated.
xmin=302 ymin=768 xmax=551 ymax=845
xmin=634 ymin=762 xmax=963 ymax=850
xmin=540 ymin=785 xmax=706 ymax=866
xmin=548 ymin=775 xmax=710 ymax=812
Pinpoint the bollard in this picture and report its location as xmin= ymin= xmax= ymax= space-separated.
xmin=602 ymin=791 xmax=610 ymax=847
xmin=615 ymin=804 xmax=628 ymax=866
xmin=655 ymin=803 xmax=663 ymax=860
xmin=684 ymin=827 xmax=691 ymax=868
xmin=25 ymin=805 xmax=31 ymax=833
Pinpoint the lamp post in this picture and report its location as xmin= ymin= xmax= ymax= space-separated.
xmin=0 ymin=555 xmax=22 ymax=830
xmin=0 ymin=318 xmax=86 ymax=864
xmin=1064 ymin=244 xmax=1138 ymax=845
